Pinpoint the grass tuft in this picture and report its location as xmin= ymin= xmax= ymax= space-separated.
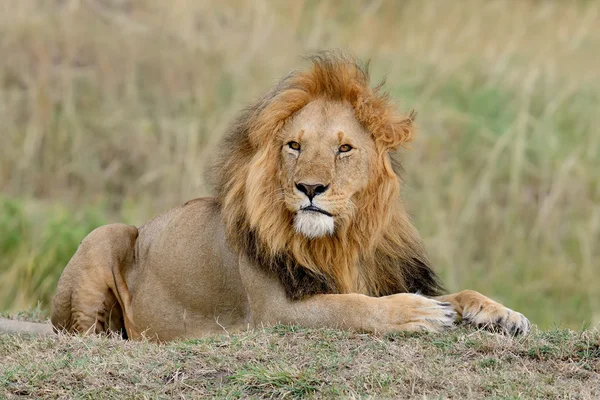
xmin=1 ymin=326 xmax=599 ymax=398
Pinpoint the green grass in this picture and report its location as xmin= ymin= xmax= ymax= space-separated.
xmin=0 ymin=0 xmax=599 ymax=330
xmin=0 ymin=197 xmax=108 ymax=310
xmin=1 ymin=326 xmax=598 ymax=398
xmin=0 ymin=304 xmax=47 ymax=323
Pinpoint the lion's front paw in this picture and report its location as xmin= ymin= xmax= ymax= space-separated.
xmin=382 ymin=294 xmax=457 ymax=333
xmin=463 ymin=302 xmax=530 ymax=336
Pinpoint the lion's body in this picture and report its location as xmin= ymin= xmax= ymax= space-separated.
xmin=43 ymin=54 xmax=531 ymax=341
xmin=128 ymin=199 xmax=248 ymax=339
xmin=50 ymin=197 xmax=451 ymax=341
xmin=52 ymin=198 xmax=250 ymax=340
xmin=50 ymin=197 xmax=437 ymax=341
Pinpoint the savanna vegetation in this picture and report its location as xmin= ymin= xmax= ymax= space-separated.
xmin=1 ymin=0 xmax=598 ymax=329
xmin=1 ymin=324 xmax=599 ymax=398
xmin=1 ymin=1 xmax=599 ymax=398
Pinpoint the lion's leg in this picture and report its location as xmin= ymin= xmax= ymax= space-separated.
xmin=436 ymin=290 xmax=530 ymax=335
xmin=239 ymin=257 xmax=457 ymax=333
xmin=296 ymin=292 xmax=458 ymax=333
xmin=51 ymin=223 xmax=138 ymax=338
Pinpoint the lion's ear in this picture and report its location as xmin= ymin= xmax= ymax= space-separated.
xmin=382 ymin=110 xmax=416 ymax=150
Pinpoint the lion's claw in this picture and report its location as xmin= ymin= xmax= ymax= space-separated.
xmin=463 ymin=305 xmax=530 ymax=336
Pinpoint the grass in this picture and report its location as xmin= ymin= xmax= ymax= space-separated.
xmin=1 ymin=325 xmax=599 ymax=398
xmin=0 ymin=304 xmax=48 ymax=323
xmin=0 ymin=197 xmax=108 ymax=310
xmin=0 ymin=0 xmax=599 ymax=330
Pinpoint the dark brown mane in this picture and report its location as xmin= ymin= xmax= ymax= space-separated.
xmin=209 ymin=53 xmax=443 ymax=300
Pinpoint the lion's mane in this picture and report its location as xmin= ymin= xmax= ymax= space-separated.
xmin=210 ymin=53 xmax=443 ymax=300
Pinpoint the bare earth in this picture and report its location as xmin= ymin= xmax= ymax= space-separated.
xmin=1 ymin=325 xmax=598 ymax=399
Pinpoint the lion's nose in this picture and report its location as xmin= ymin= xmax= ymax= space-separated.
xmin=295 ymin=182 xmax=330 ymax=201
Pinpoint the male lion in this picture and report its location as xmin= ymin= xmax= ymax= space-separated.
xmin=13 ymin=55 xmax=531 ymax=340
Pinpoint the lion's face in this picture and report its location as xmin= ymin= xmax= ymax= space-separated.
xmin=279 ymin=99 xmax=376 ymax=239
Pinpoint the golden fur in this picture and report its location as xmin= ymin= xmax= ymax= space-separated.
xmin=0 ymin=53 xmax=531 ymax=340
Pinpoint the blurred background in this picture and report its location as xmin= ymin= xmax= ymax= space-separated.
xmin=0 ymin=0 xmax=598 ymax=329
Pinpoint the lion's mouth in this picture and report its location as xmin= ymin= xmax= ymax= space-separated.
xmin=300 ymin=205 xmax=333 ymax=217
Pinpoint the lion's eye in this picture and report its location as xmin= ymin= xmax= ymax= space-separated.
xmin=288 ymin=141 xmax=301 ymax=151
xmin=338 ymin=144 xmax=353 ymax=153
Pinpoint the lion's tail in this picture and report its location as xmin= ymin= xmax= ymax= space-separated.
xmin=0 ymin=318 xmax=53 ymax=336
xmin=51 ymin=223 xmax=138 ymax=338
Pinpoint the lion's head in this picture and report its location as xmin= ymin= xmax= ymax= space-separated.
xmin=211 ymin=54 xmax=442 ymax=300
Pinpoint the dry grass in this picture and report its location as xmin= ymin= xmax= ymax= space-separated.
xmin=1 ymin=326 xmax=599 ymax=398
xmin=0 ymin=0 xmax=599 ymax=329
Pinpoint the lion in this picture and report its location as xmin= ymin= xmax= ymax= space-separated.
xmin=1 ymin=54 xmax=530 ymax=340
